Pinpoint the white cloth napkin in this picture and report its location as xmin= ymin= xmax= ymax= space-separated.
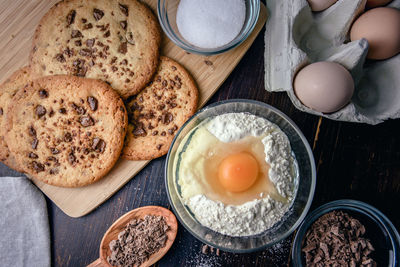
xmin=0 ymin=177 xmax=50 ymax=267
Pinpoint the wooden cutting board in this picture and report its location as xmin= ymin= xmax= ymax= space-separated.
xmin=0 ymin=0 xmax=267 ymax=217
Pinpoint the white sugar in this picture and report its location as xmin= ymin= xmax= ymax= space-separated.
xmin=176 ymin=0 xmax=246 ymax=49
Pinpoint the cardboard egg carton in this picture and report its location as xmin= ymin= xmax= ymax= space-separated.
xmin=265 ymin=0 xmax=400 ymax=124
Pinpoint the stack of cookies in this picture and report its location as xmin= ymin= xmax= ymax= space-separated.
xmin=0 ymin=0 xmax=198 ymax=187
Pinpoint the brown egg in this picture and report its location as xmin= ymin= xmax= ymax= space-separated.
xmin=350 ymin=7 xmax=400 ymax=60
xmin=366 ymin=0 xmax=393 ymax=8
xmin=307 ymin=0 xmax=338 ymax=11
xmin=294 ymin=62 xmax=354 ymax=113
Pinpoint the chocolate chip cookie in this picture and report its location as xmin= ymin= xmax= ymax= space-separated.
xmin=0 ymin=66 xmax=35 ymax=172
xmin=122 ymin=56 xmax=198 ymax=160
xmin=5 ymin=75 xmax=128 ymax=187
xmin=30 ymin=0 xmax=161 ymax=99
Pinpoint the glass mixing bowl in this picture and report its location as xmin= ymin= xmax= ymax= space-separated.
xmin=292 ymin=200 xmax=400 ymax=266
xmin=157 ymin=0 xmax=260 ymax=55
xmin=165 ymin=99 xmax=316 ymax=252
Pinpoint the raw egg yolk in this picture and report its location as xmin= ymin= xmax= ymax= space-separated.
xmin=218 ymin=152 xmax=259 ymax=193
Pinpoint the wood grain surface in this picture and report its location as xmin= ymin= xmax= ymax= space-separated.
xmin=1 ymin=0 xmax=399 ymax=266
xmin=0 ymin=0 xmax=267 ymax=217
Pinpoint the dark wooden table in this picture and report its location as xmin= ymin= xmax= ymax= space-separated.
xmin=1 ymin=23 xmax=400 ymax=267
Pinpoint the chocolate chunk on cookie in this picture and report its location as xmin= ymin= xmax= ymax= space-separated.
xmin=5 ymin=75 xmax=127 ymax=187
xmin=122 ymin=56 xmax=198 ymax=160
xmin=30 ymin=0 xmax=161 ymax=99
xmin=0 ymin=66 xmax=36 ymax=172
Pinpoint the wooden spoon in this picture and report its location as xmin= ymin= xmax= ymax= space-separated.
xmin=87 ymin=206 xmax=178 ymax=267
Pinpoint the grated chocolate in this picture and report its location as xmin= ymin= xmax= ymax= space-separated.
xmin=107 ymin=215 xmax=169 ymax=267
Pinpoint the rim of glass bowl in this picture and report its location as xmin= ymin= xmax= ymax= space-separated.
xmin=164 ymin=99 xmax=317 ymax=253
xmin=291 ymin=199 xmax=400 ymax=266
xmin=157 ymin=0 xmax=260 ymax=56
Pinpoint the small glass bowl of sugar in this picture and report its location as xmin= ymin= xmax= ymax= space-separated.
xmin=157 ymin=0 xmax=260 ymax=55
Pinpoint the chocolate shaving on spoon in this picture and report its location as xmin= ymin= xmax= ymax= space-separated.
xmin=107 ymin=215 xmax=169 ymax=267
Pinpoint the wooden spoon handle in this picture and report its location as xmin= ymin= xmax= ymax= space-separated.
xmin=87 ymin=258 xmax=108 ymax=267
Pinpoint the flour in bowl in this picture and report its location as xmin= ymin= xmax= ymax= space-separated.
xmin=176 ymin=113 xmax=298 ymax=237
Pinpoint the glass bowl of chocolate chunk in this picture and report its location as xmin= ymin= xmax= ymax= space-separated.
xmin=292 ymin=199 xmax=400 ymax=267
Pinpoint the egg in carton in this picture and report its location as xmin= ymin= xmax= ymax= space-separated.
xmin=265 ymin=0 xmax=400 ymax=124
